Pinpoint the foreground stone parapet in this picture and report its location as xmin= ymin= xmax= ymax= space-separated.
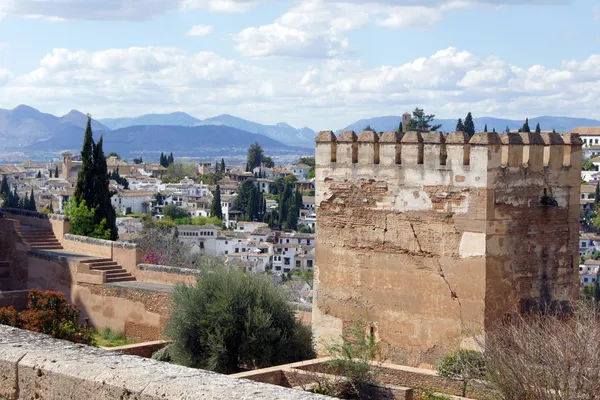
xmin=0 ymin=325 xmax=330 ymax=400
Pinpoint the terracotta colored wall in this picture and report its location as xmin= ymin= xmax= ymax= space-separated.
xmin=135 ymin=264 xmax=199 ymax=286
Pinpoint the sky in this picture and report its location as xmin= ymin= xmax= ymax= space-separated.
xmin=0 ymin=0 xmax=599 ymax=130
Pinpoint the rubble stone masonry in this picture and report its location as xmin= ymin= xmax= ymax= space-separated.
xmin=313 ymin=129 xmax=581 ymax=366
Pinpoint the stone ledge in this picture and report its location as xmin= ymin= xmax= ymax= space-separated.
xmin=137 ymin=264 xmax=202 ymax=276
xmin=65 ymin=234 xmax=113 ymax=247
xmin=0 ymin=325 xmax=330 ymax=400
xmin=0 ymin=208 xmax=69 ymax=221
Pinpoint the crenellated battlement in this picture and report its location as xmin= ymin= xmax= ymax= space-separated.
xmin=316 ymin=130 xmax=581 ymax=172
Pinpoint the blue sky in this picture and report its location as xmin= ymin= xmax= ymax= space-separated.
xmin=0 ymin=0 xmax=599 ymax=130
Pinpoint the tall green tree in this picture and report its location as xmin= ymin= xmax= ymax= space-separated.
xmin=168 ymin=152 xmax=174 ymax=165
xmin=456 ymin=118 xmax=465 ymax=131
xmin=595 ymin=183 xmax=599 ymax=206
xmin=520 ymin=118 xmax=531 ymax=133
xmin=211 ymin=185 xmax=223 ymax=220
xmin=54 ymin=165 xmax=59 ymax=179
xmin=535 ymin=122 xmax=541 ymax=134
xmin=397 ymin=121 xmax=403 ymax=133
xmin=36 ymin=170 xmax=41 ymax=179
xmin=74 ymin=117 xmax=96 ymax=208
xmin=28 ymin=189 xmax=36 ymax=211
xmin=484 ymin=124 xmax=488 ymax=133
xmin=247 ymin=142 xmax=264 ymax=170
xmin=464 ymin=112 xmax=475 ymax=137
xmin=92 ymin=136 xmax=118 ymax=240
xmin=405 ymin=108 xmax=441 ymax=132
xmin=262 ymin=156 xmax=274 ymax=168
xmin=71 ymin=117 xmax=117 ymax=240
xmin=220 ymin=158 xmax=226 ymax=173
xmin=0 ymin=176 xmax=9 ymax=205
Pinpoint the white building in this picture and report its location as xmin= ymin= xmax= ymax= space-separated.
xmin=111 ymin=190 xmax=154 ymax=215
xmin=254 ymin=178 xmax=273 ymax=194
xmin=177 ymin=224 xmax=221 ymax=254
xmin=292 ymin=164 xmax=312 ymax=180
xmin=580 ymin=232 xmax=599 ymax=256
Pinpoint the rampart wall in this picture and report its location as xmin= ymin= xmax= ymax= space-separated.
xmin=313 ymin=130 xmax=581 ymax=366
xmin=0 ymin=325 xmax=326 ymax=400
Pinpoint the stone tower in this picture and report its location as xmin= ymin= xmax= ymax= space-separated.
xmin=401 ymin=112 xmax=411 ymax=132
xmin=61 ymin=151 xmax=72 ymax=180
xmin=313 ymin=129 xmax=581 ymax=366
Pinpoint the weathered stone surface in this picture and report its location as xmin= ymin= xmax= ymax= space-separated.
xmin=314 ymin=134 xmax=581 ymax=366
xmin=0 ymin=326 xmax=331 ymax=400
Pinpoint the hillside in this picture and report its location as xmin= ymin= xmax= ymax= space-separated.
xmin=30 ymin=124 xmax=304 ymax=158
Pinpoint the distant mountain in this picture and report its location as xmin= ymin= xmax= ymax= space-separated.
xmin=100 ymin=112 xmax=201 ymax=130
xmin=342 ymin=115 xmax=600 ymax=134
xmin=200 ymin=114 xmax=315 ymax=148
xmin=0 ymin=105 xmax=108 ymax=148
xmin=100 ymin=112 xmax=316 ymax=148
xmin=31 ymin=124 xmax=303 ymax=158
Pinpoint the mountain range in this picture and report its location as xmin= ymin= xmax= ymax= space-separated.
xmin=99 ymin=112 xmax=316 ymax=148
xmin=341 ymin=115 xmax=600 ymax=134
xmin=3 ymin=104 xmax=600 ymax=162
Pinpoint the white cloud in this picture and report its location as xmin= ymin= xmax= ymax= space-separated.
xmin=186 ymin=24 xmax=214 ymax=37
xmin=2 ymin=45 xmax=600 ymax=129
xmin=182 ymin=0 xmax=266 ymax=12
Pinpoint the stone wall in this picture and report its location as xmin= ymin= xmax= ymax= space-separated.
xmin=135 ymin=264 xmax=200 ymax=286
xmin=105 ymin=340 xmax=170 ymax=358
xmin=313 ymin=130 xmax=581 ymax=366
xmin=0 ymin=325 xmax=328 ymax=400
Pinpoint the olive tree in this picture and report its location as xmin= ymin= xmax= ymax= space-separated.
xmin=165 ymin=267 xmax=315 ymax=373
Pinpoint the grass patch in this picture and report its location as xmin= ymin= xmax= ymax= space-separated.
xmin=94 ymin=327 xmax=136 ymax=347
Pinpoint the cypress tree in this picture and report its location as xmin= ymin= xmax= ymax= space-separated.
xmin=29 ymin=189 xmax=36 ymax=211
xmin=221 ymin=158 xmax=226 ymax=173
xmin=278 ymin=182 xmax=291 ymax=226
xmin=55 ymin=165 xmax=59 ymax=179
xmin=595 ymin=183 xmax=599 ymax=206
xmin=285 ymin=195 xmax=298 ymax=230
xmin=484 ymin=124 xmax=488 ymax=133
xmin=36 ymin=171 xmax=41 ymax=179
xmin=168 ymin=152 xmax=174 ymax=165
xmin=1 ymin=175 xmax=9 ymax=203
xmin=93 ymin=136 xmax=118 ymax=240
xmin=456 ymin=118 xmax=465 ymax=132
xmin=74 ymin=117 xmax=96 ymax=207
xmin=211 ymin=185 xmax=223 ymax=220
xmin=215 ymin=161 xmax=219 ymax=174
xmin=535 ymin=122 xmax=541 ymax=134
xmin=521 ymin=118 xmax=531 ymax=133
xmin=464 ymin=112 xmax=475 ymax=137
xmin=398 ymin=121 xmax=403 ymax=133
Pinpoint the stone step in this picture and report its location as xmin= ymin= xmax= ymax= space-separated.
xmin=23 ymin=239 xmax=60 ymax=244
xmin=104 ymin=271 xmax=132 ymax=278
xmin=105 ymin=276 xmax=136 ymax=283
xmin=91 ymin=265 xmax=122 ymax=271
xmin=26 ymin=241 xmax=61 ymax=246
xmin=85 ymin=260 xmax=119 ymax=267
xmin=30 ymin=245 xmax=64 ymax=250
xmin=78 ymin=258 xmax=113 ymax=263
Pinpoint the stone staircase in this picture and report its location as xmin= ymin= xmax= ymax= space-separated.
xmin=79 ymin=259 xmax=136 ymax=283
xmin=16 ymin=226 xmax=64 ymax=250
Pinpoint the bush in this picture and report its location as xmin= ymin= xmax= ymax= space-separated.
xmin=64 ymin=198 xmax=112 ymax=240
xmin=165 ymin=267 xmax=315 ymax=373
xmin=436 ymin=350 xmax=486 ymax=397
xmin=163 ymin=204 xmax=190 ymax=220
xmin=482 ymin=301 xmax=600 ymax=400
xmin=0 ymin=290 xmax=95 ymax=345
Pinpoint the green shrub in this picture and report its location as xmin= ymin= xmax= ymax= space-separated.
xmin=165 ymin=266 xmax=315 ymax=373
